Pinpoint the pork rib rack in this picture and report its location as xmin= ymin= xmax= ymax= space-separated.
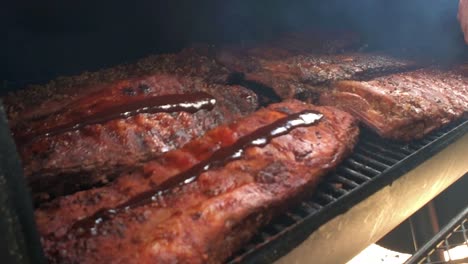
xmin=321 ymin=66 xmax=468 ymax=140
xmin=9 ymin=73 xmax=258 ymax=201
xmin=37 ymin=100 xmax=359 ymax=264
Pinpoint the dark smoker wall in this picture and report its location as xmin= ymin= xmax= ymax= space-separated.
xmin=1 ymin=0 xmax=465 ymax=93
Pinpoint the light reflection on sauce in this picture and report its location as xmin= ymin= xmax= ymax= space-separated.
xmin=19 ymin=92 xmax=216 ymax=142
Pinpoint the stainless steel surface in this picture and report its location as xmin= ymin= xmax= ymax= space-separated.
xmin=276 ymin=134 xmax=468 ymax=264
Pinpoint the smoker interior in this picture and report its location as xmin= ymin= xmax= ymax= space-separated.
xmin=1 ymin=0 xmax=467 ymax=88
xmin=1 ymin=1 xmax=468 ymax=263
xmin=404 ymin=206 xmax=468 ymax=264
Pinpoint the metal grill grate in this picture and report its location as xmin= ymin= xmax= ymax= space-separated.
xmin=229 ymin=118 xmax=468 ymax=264
xmin=405 ymin=206 xmax=468 ymax=264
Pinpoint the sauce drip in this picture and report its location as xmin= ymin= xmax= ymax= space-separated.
xmin=20 ymin=92 xmax=216 ymax=142
xmin=71 ymin=110 xmax=323 ymax=237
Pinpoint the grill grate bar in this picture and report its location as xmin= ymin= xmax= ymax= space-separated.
xmin=299 ymin=201 xmax=319 ymax=214
xmin=408 ymin=141 xmax=429 ymax=150
xmin=425 ymin=135 xmax=440 ymax=141
xmin=338 ymin=167 xmax=373 ymax=183
xmin=400 ymin=144 xmax=419 ymax=153
xmin=421 ymin=138 xmax=435 ymax=145
xmin=322 ymin=182 xmax=349 ymax=196
xmin=351 ymin=153 xmax=390 ymax=170
xmin=286 ymin=212 xmax=304 ymax=222
xmin=375 ymin=141 xmax=415 ymax=156
xmin=309 ymin=202 xmax=325 ymax=210
xmin=331 ymin=174 xmax=360 ymax=189
xmin=272 ymin=223 xmax=287 ymax=232
xmin=344 ymin=158 xmax=382 ymax=175
xmin=315 ymin=191 xmax=338 ymax=204
xmin=360 ymin=141 xmax=408 ymax=160
xmin=289 ymin=206 xmax=310 ymax=218
xmin=355 ymin=146 xmax=400 ymax=166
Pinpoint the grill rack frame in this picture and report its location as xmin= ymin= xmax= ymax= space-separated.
xmin=405 ymin=206 xmax=468 ymax=264
xmin=230 ymin=118 xmax=468 ymax=264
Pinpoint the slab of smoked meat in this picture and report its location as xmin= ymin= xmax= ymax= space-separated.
xmin=320 ymin=66 xmax=468 ymax=141
xmin=4 ymin=48 xmax=229 ymax=126
xmin=36 ymin=100 xmax=359 ymax=264
xmin=15 ymin=74 xmax=257 ymax=201
xmin=219 ymin=51 xmax=419 ymax=100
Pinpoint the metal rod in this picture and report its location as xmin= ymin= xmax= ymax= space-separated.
xmin=427 ymin=202 xmax=444 ymax=261
xmin=408 ymin=202 xmax=443 ymax=262
xmin=409 ymin=217 xmax=419 ymax=252
xmin=0 ymin=101 xmax=45 ymax=264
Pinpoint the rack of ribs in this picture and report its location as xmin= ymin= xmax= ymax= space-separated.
xmin=320 ymin=66 xmax=468 ymax=140
xmin=36 ymin=100 xmax=359 ymax=264
xmin=214 ymin=39 xmax=468 ymax=141
xmin=217 ymin=51 xmax=419 ymax=99
xmin=213 ymin=31 xmax=360 ymax=78
xmin=4 ymin=48 xmax=230 ymax=126
xmin=9 ymin=73 xmax=258 ymax=201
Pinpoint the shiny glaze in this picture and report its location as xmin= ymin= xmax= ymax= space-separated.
xmin=18 ymin=92 xmax=216 ymax=142
xmin=71 ymin=110 xmax=323 ymax=237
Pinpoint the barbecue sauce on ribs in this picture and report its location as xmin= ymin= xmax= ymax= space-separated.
xmin=71 ymin=110 xmax=323 ymax=237
xmin=17 ymin=92 xmax=216 ymax=142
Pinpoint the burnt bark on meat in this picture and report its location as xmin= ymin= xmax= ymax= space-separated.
xmin=12 ymin=74 xmax=257 ymax=201
xmin=320 ymin=66 xmax=468 ymax=140
xmin=36 ymin=100 xmax=359 ymax=264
